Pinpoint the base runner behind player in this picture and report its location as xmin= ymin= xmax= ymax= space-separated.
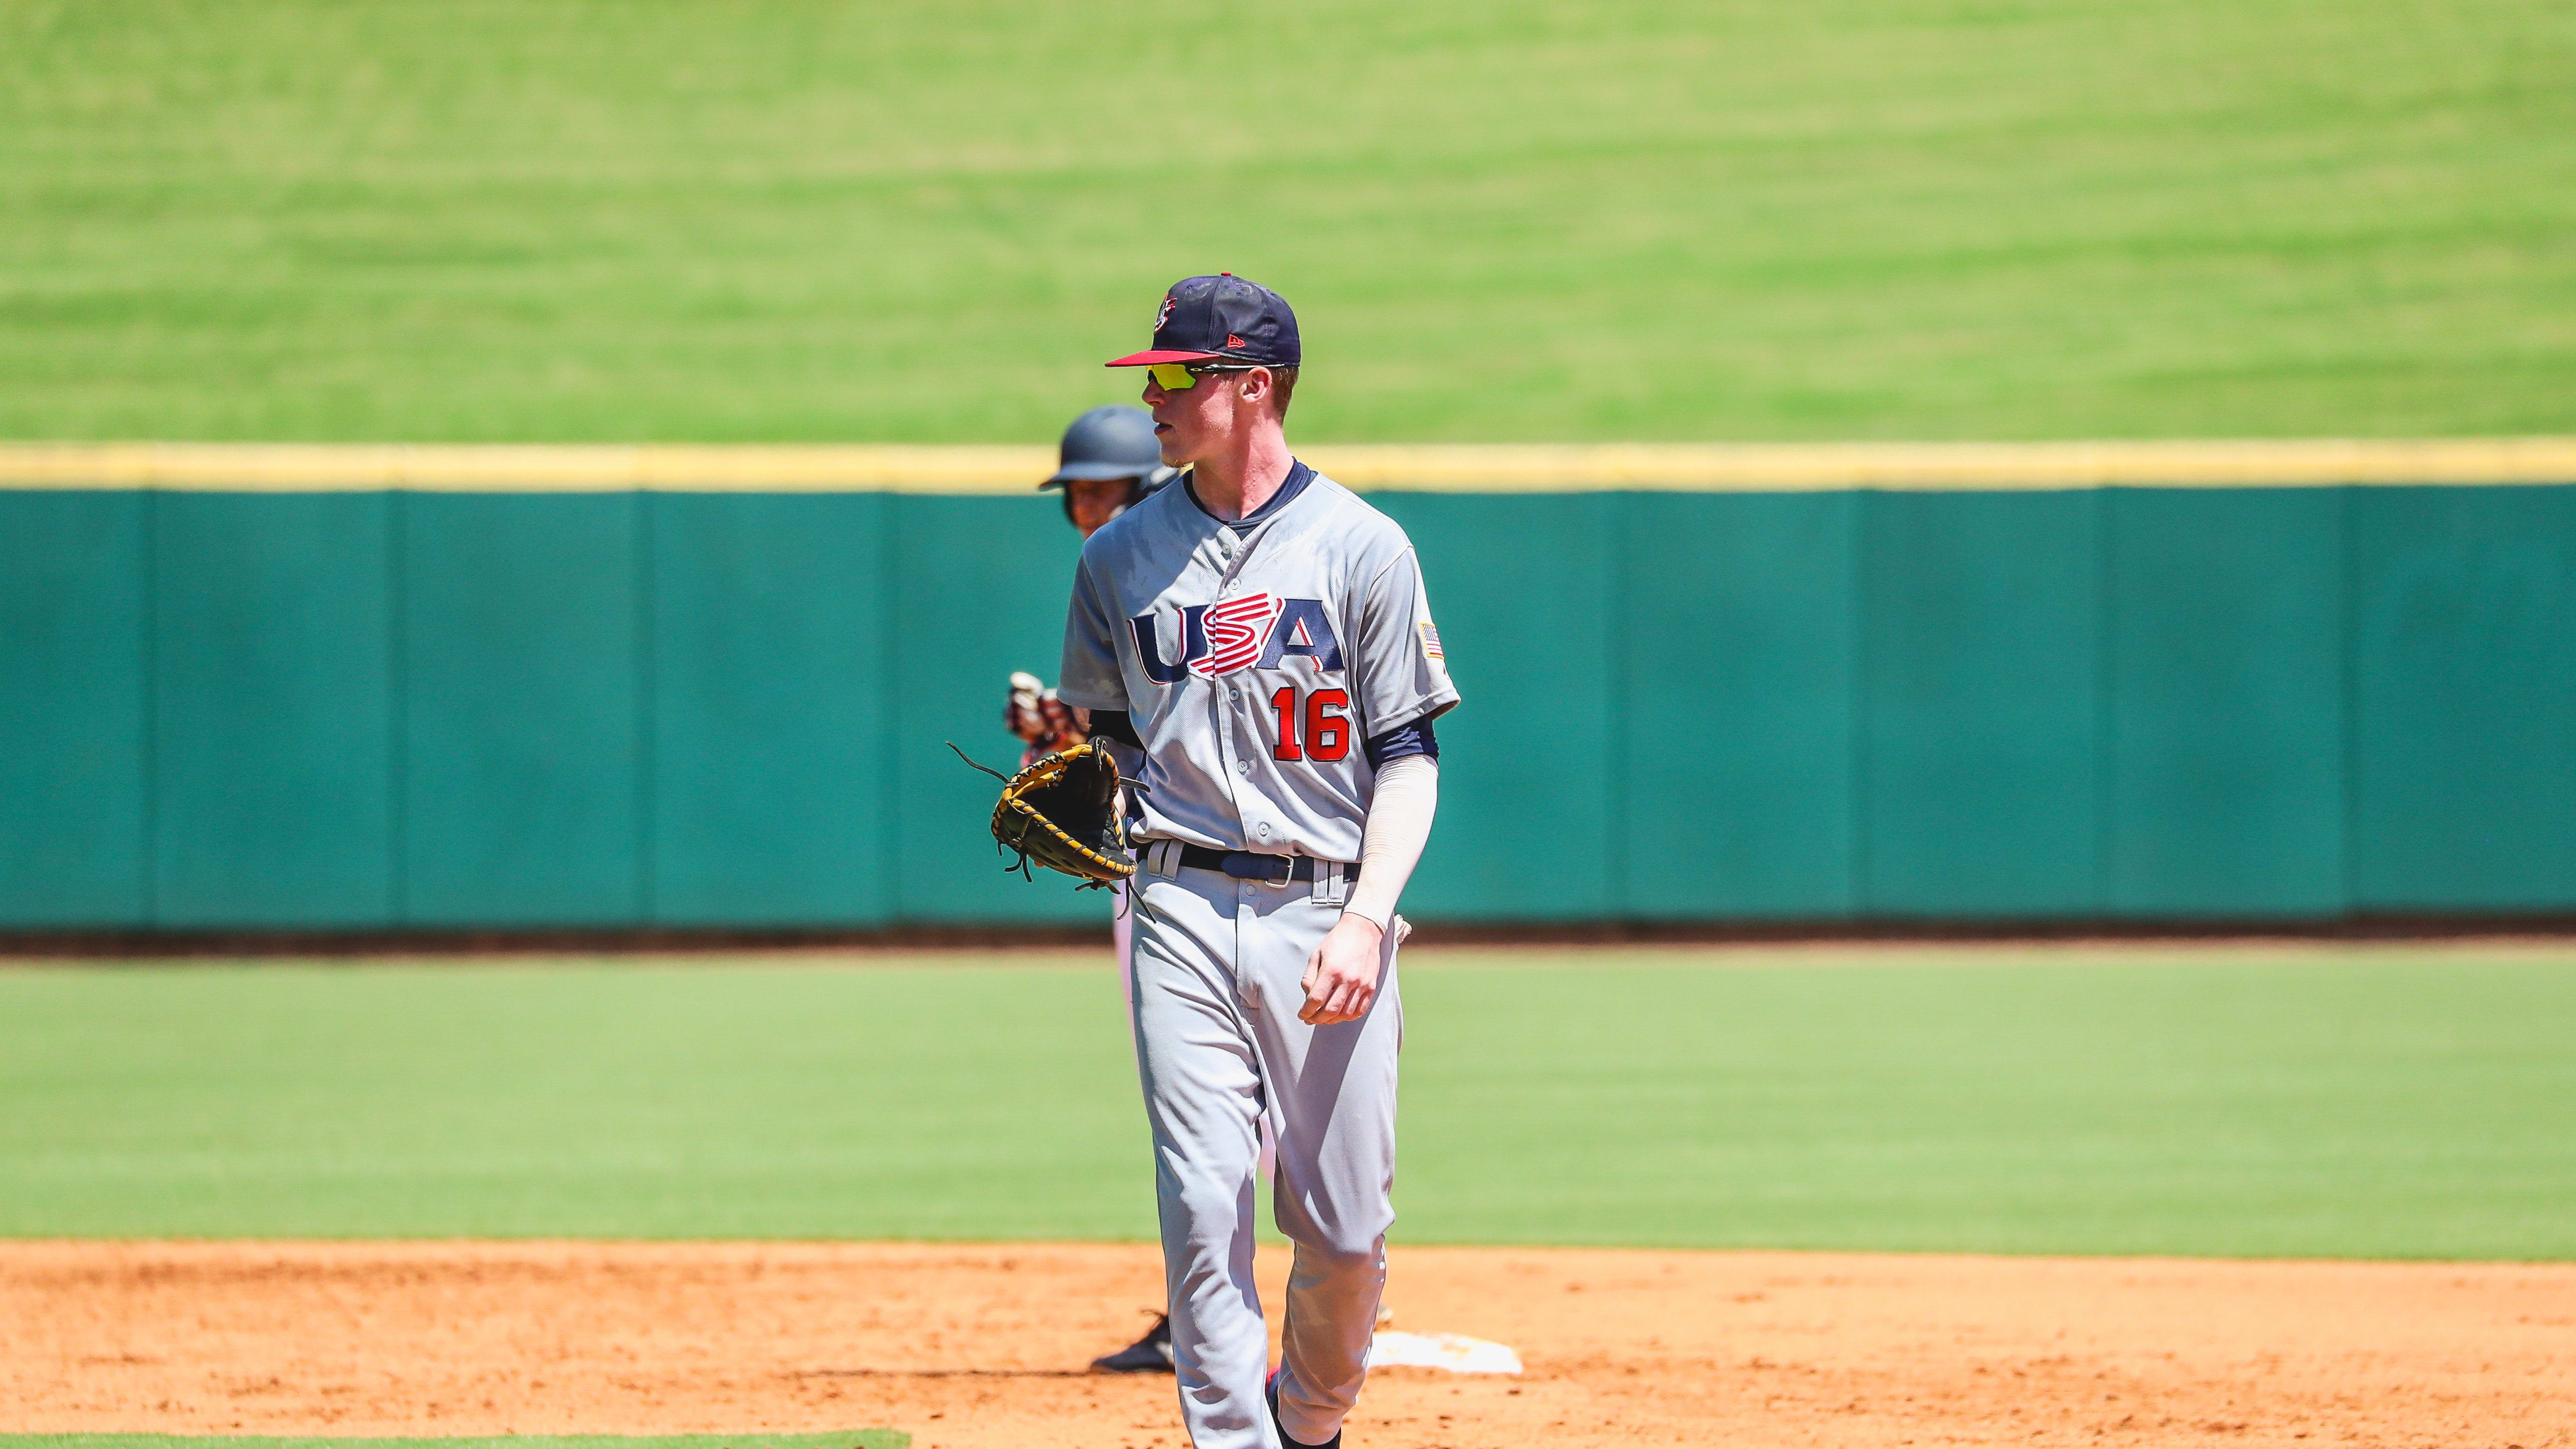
xmin=1003 ymin=404 xmax=1186 ymax=1375
xmin=1061 ymin=274 xmax=1456 ymax=1449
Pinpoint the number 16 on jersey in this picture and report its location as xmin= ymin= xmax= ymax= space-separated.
xmin=1270 ymin=686 xmax=1350 ymax=762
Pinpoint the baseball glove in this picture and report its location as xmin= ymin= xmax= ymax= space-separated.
xmin=949 ymin=739 xmax=1136 ymax=889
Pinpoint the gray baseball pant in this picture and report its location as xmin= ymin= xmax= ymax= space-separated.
xmin=1127 ymin=854 xmax=1402 ymax=1449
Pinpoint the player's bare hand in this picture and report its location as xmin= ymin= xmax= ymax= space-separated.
xmin=1300 ymin=914 xmax=1386 ymax=1025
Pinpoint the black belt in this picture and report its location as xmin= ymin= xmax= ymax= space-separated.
xmin=1175 ymin=845 xmax=1360 ymax=885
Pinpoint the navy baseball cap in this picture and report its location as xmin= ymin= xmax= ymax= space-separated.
xmin=1106 ymin=274 xmax=1301 ymax=369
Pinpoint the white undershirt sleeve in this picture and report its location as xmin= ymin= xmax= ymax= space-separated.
xmin=1341 ymin=754 xmax=1438 ymax=931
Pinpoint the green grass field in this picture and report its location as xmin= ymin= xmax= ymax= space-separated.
xmin=5 ymin=1 xmax=2571 ymax=443
xmin=5 ymin=945 xmax=2572 ymax=1259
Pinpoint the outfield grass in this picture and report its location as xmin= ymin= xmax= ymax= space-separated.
xmin=4 ymin=1 xmax=2570 ymax=443
xmin=4 ymin=946 xmax=2572 ymax=1259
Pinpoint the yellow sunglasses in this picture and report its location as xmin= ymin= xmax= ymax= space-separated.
xmin=1147 ymin=361 xmax=1262 ymax=390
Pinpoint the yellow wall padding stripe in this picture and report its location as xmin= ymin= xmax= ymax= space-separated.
xmin=2 ymin=440 xmax=2573 ymax=493
xmin=0 ymin=444 xmax=1055 ymax=493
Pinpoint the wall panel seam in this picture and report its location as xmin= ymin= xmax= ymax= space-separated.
xmin=1603 ymin=492 xmax=1629 ymax=917
xmin=2096 ymin=488 xmax=2116 ymax=916
xmin=388 ymin=491 xmax=408 ymax=924
xmin=139 ymin=492 xmax=160 ymax=926
xmin=1849 ymin=492 xmax=1871 ymax=916
xmin=882 ymin=497 xmax=906 ymax=924
xmin=636 ymin=493 xmax=658 ymax=926
xmin=2337 ymin=484 xmax=2360 ymax=915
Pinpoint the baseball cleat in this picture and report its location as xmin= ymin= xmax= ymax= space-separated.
xmin=1089 ymin=1312 xmax=1174 ymax=1373
xmin=1266 ymin=1367 xmax=1344 ymax=1449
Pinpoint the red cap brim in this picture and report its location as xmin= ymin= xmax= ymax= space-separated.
xmin=1105 ymin=349 xmax=1226 ymax=367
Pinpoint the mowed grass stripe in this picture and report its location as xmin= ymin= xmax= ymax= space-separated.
xmin=3 ymin=1 xmax=2570 ymax=443
xmin=3 ymin=947 xmax=2572 ymax=1259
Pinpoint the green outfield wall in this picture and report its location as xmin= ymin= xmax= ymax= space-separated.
xmin=3 ymin=446 xmax=2573 ymax=929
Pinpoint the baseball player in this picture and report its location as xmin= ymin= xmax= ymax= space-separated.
xmin=1008 ymin=406 xmax=1176 ymax=766
xmin=1059 ymin=274 xmax=1456 ymax=1449
xmin=1003 ymin=405 xmax=1188 ymax=1376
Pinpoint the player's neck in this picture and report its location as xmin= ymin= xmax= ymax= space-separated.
xmin=1188 ymin=427 xmax=1294 ymax=522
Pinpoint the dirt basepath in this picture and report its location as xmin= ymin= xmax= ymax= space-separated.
xmin=5 ymin=1241 xmax=2570 ymax=1449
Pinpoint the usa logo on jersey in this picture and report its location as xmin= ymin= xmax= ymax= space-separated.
xmin=1132 ymin=594 xmax=1344 ymax=683
xmin=1194 ymin=593 xmax=1284 ymax=676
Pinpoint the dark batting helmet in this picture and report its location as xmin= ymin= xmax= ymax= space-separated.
xmin=1041 ymin=405 xmax=1175 ymax=496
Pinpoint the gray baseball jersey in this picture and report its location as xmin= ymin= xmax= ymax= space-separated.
xmin=1060 ymin=459 xmax=1456 ymax=1449
xmin=1058 ymin=464 xmax=1459 ymax=862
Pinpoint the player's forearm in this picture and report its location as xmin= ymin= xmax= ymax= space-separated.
xmin=1341 ymin=754 xmax=1437 ymax=930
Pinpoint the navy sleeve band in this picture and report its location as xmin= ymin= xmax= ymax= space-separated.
xmin=1089 ymin=708 xmax=1144 ymax=749
xmin=1361 ymin=714 xmax=1439 ymax=772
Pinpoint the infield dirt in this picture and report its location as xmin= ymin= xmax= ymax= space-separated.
xmin=7 ymin=1241 xmax=2570 ymax=1449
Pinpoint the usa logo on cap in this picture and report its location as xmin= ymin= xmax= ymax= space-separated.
xmin=1105 ymin=274 xmax=1302 ymax=370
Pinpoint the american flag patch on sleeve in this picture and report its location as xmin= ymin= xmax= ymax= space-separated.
xmin=1419 ymin=620 xmax=1444 ymax=659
